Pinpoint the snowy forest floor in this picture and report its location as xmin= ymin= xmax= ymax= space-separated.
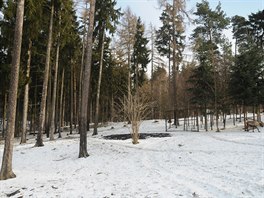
xmin=0 ymin=117 xmax=264 ymax=198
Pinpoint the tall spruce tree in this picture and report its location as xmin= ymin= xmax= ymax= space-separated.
xmin=131 ymin=17 xmax=150 ymax=91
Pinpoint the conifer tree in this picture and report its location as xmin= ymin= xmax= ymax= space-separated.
xmin=93 ymin=0 xmax=121 ymax=135
xmin=191 ymin=0 xmax=229 ymax=131
xmin=131 ymin=17 xmax=150 ymax=91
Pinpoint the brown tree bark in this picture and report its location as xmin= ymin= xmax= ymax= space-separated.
xmin=79 ymin=0 xmax=96 ymax=158
xmin=0 ymin=0 xmax=25 ymax=180
xmin=35 ymin=0 xmax=54 ymax=146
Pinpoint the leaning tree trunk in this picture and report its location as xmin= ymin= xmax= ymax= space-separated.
xmin=93 ymin=26 xmax=105 ymax=136
xmin=21 ymin=39 xmax=32 ymax=144
xmin=0 ymin=0 xmax=25 ymax=180
xmin=79 ymin=0 xmax=96 ymax=158
xmin=35 ymin=0 xmax=54 ymax=146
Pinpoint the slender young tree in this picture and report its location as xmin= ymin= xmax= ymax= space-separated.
xmin=0 ymin=0 xmax=25 ymax=180
xmin=79 ymin=0 xmax=96 ymax=158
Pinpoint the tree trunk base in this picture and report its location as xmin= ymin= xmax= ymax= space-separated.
xmin=78 ymin=152 xmax=89 ymax=158
xmin=92 ymin=131 xmax=98 ymax=136
xmin=0 ymin=170 xmax=16 ymax=180
xmin=20 ymin=139 xmax=26 ymax=144
xmin=35 ymin=139 xmax=44 ymax=147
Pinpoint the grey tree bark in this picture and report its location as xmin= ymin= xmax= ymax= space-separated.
xmin=0 ymin=0 xmax=25 ymax=180
xmin=79 ymin=0 xmax=96 ymax=158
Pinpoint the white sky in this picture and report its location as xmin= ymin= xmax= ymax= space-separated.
xmin=74 ymin=0 xmax=264 ymax=74
xmin=116 ymin=0 xmax=264 ymax=28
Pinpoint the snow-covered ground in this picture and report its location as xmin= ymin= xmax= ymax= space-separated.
xmin=0 ymin=119 xmax=263 ymax=198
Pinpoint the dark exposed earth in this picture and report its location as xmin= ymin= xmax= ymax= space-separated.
xmin=103 ymin=133 xmax=171 ymax=140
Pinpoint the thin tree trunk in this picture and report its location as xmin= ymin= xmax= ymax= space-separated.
xmin=50 ymin=36 xmax=60 ymax=140
xmin=2 ymin=93 xmax=7 ymax=138
xmin=61 ymin=92 xmax=65 ymax=129
xmin=0 ymin=0 xmax=25 ymax=180
xmin=36 ymin=0 xmax=54 ymax=147
xmin=70 ymin=61 xmax=74 ymax=134
xmin=79 ymin=0 xmax=96 ymax=158
xmin=15 ymin=100 xmax=21 ymax=138
xmin=45 ymin=68 xmax=52 ymax=138
xmin=150 ymin=26 xmax=154 ymax=119
xmin=78 ymin=35 xmax=85 ymax=132
xmin=58 ymin=68 xmax=64 ymax=138
xmin=93 ymin=27 xmax=105 ymax=136
xmin=21 ymin=39 xmax=32 ymax=144
xmin=73 ymin=65 xmax=77 ymax=129
xmin=33 ymin=76 xmax=38 ymax=136
xmin=172 ymin=0 xmax=177 ymax=127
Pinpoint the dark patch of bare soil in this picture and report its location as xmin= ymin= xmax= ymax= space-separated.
xmin=103 ymin=133 xmax=171 ymax=140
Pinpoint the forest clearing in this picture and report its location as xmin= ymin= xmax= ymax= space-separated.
xmin=0 ymin=0 xmax=264 ymax=197
xmin=0 ymin=118 xmax=264 ymax=197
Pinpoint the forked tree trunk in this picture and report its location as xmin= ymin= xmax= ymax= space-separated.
xmin=21 ymin=39 xmax=32 ymax=144
xmin=36 ymin=0 xmax=54 ymax=146
xmin=79 ymin=0 xmax=96 ymax=158
xmin=93 ymin=26 xmax=105 ymax=136
xmin=0 ymin=0 xmax=25 ymax=180
xmin=50 ymin=37 xmax=60 ymax=140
